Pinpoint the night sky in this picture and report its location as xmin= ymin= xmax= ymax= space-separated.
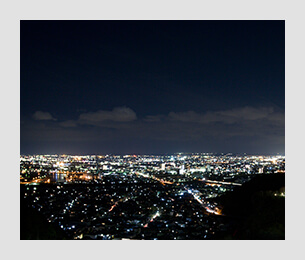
xmin=20 ymin=20 xmax=285 ymax=155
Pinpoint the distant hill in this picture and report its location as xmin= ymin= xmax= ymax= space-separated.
xmin=215 ymin=173 xmax=285 ymax=240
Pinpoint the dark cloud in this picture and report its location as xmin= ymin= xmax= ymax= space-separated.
xmin=168 ymin=106 xmax=280 ymax=124
xmin=215 ymin=106 xmax=275 ymax=122
xmin=78 ymin=107 xmax=137 ymax=125
xmin=32 ymin=111 xmax=56 ymax=121
xmin=143 ymin=115 xmax=164 ymax=122
xmin=21 ymin=106 xmax=284 ymax=154
xmin=59 ymin=120 xmax=78 ymax=128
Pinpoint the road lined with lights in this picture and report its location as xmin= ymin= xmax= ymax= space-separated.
xmin=143 ymin=210 xmax=161 ymax=228
xmin=135 ymin=171 xmax=173 ymax=185
xmin=108 ymin=196 xmax=130 ymax=212
xmin=185 ymin=188 xmax=222 ymax=215
xmin=204 ymin=179 xmax=242 ymax=186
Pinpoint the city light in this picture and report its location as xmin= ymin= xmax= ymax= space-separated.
xmin=20 ymin=153 xmax=285 ymax=240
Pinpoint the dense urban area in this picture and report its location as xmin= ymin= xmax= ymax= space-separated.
xmin=20 ymin=153 xmax=285 ymax=240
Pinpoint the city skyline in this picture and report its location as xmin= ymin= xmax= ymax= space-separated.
xmin=21 ymin=20 xmax=285 ymax=155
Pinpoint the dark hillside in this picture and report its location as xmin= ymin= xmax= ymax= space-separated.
xmin=215 ymin=173 xmax=285 ymax=239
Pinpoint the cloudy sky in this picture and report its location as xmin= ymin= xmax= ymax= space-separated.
xmin=20 ymin=20 xmax=284 ymax=155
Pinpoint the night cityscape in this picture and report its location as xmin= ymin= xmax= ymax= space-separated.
xmin=20 ymin=153 xmax=285 ymax=240
xmin=20 ymin=20 xmax=285 ymax=240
